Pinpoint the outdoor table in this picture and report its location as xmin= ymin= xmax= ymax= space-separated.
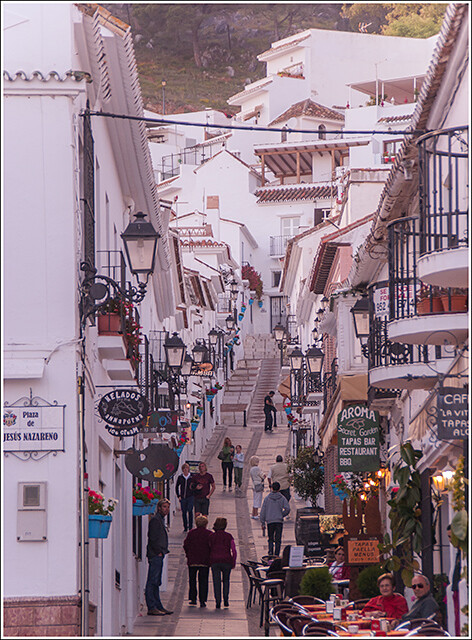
xmin=302 ymin=607 xmax=409 ymax=637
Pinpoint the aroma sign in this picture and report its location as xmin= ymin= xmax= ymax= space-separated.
xmin=337 ymin=404 xmax=380 ymax=472
xmin=98 ymin=389 xmax=149 ymax=437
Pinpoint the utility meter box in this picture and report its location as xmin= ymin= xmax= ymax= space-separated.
xmin=17 ymin=482 xmax=47 ymax=541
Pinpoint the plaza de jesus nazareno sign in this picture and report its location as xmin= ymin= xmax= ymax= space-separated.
xmin=337 ymin=404 xmax=380 ymax=472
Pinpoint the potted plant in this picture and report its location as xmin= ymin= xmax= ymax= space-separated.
xmin=88 ymin=489 xmax=118 ymax=538
xmin=97 ymin=297 xmax=129 ymax=334
xmin=133 ymin=485 xmax=161 ymax=516
xmin=300 ymin=566 xmax=334 ymax=600
xmin=416 ymin=285 xmax=444 ymax=315
xmin=241 ymin=264 xmax=263 ymax=301
xmin=357 ymin=565 xmax=384 ymax=598
xmin=440 ymin=287 xmax=468 ymax=313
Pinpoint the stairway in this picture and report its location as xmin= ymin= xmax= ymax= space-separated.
xmin=247 ymin=358 xmax=281 ymax=424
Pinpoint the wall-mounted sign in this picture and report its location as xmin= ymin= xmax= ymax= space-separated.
xmin=345 ymin=537 xmax=381 ymax=564
xmin=3 ymin=399 xmax=65 ymax=453
xmin=337 ymin=404 xmax=380 ymax=472
xmin=124 ymin=443 xmax=179 ymax=481
xmin=190 ymin=363 xmax=214 ymax=378
xmin=437 ymin=387 xmax=468 ymax=440
xmin=373 ymin=284 xmax=416 ymax=319
xmin=139 ymin=410 xmax=179 ymax=434
xmin=98 ymin=389 xmax=149 ymax=437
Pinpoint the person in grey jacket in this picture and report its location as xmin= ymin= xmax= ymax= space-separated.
xmin=260 ymin=481 xmax=290 ymax=556
xmin=145 ymin=499 xmax=173 ymax=616
xmin=398 ymin=573 xmax=438 ymax=625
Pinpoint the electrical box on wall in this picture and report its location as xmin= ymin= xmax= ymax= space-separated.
xmin=17 ymin=482 xmax=47 ymax=541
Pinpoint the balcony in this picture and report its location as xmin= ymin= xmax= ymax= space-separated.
xmin=368 ymin=317 xmax=455 ymax=390
xmin=416 ymin=126 xmax=469 ymax=288
xmin=387 ymin=217 xmax=468 ymax=346
xmin=269 ymin=235 xmax=291 ymax=257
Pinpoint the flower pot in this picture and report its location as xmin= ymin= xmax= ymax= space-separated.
xmin=248 ymin=299 xmax=254 ymax=306
xmin=97 ymin=313 xmax=122 ymax=335
xmin=238 ymin=314 xmax=243 ymax=321
xmin=417 ymin=297 xmax=443 ymax=315
xmin=89 ymin=514 xmax=112 ymax=538
xmin=258 ymin=301 xmax=263 ymax=308
xmin=440 ymin=294 xmax=467 ymax=313
xmin=191 ymin=421 xmax=199 ymax=432
xmin=196 ymin=408 xmax=203 ymax=417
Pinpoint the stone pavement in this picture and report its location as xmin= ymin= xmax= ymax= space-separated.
xmin=131 ymin=360 xmax=306 ymax=637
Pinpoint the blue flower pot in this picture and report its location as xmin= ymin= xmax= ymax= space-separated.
xmin=191 ymin=421 xmax=198 ymax=431
xmin=238 ymin=314 xmax=243 ymax=321
xmin=89 ymin=514 xmax=112 ymax=538
xmin=258 ymin=301 xmax=263 ymax=308
xmin=196 ymin=408 xmax=203 ymax=417
xmin=248 ymin=299 xmax=254 ymax=306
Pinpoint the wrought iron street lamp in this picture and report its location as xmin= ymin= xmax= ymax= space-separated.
xmin=306 ymin=345 xmax=324 ymax=375
xmin=164 ymin=332 xmax=186 ymax=372
xmin=289 ymin=347 xmax=304 ymax=371
xmin=225 ymin=314 xmax=236 ymax=331
xmin=181 ymin=353 xmax=193 ymax=378
xmin=208 ymin=328 xmax=219 ymax=348
xmin=273 ymin=323 xmax=286 ymax=366
xmin=192 ymin=341 xmax=207 ymax=365
xmin=351 ymin=295 xmax=370 ymax=357
xmin=80 ymin=212 xmax=160 ymax=323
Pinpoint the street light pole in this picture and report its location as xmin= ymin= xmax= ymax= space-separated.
xmin=161 ymin=79 xmax=166 ymax=115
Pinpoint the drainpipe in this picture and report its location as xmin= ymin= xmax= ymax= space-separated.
xmin=78 ymin=374 xmax=90 ymax=636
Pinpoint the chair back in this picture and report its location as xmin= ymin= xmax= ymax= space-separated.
xmin=290 ymin=595 xmax=325 ymax=606
xmin=302 ymin=624 xmax=339 ymax=637
xmin=275 ymin=611 xmax=296 ymax=637
xmin=269 ymin=603 xmax=301 ymax=623
xmin=407 ymin=625 xmax=450 ymax=637
xmin=288 ymin=614 xmax=317 ymax=636
xmin=396 ymin=618 xmax=442 ymax=631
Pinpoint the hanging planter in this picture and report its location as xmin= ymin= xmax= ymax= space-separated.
xmin=133 ymin=499 xmax=155 ymax=517
xmin=191 ymin=420 xmax=199 ymax=432
xmin=241 ymin=305 xmax=247 ymax=312
xmin=196 ymin=406 xmax=204 ymax=417
xmin=258 ymin=300 xmax=263 ymax=308
xmin=248 ymin=298 xmax=254 ymax=306
xmin=238 ymin=314 xmax=244 ymax=321
xmin=89 ymin=514 xmax=113 ymax=539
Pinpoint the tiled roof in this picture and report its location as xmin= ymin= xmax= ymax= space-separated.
xmin=378 ymin=114 xmax=412 ymax=124
xmin=255 ymin=184 xmax=336 ymax=203
xmin=227 ymin=78 xmax=273 ymax=104
xmin=269 ymin=99 xmax=345 ymax=126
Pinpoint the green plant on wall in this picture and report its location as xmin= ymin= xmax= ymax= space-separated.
xmin=377 ymin=442 xmax=423 ymax=587
xmin=300 ymin=566 xmax=334 ymax=600
xmin=449 ymin=456 xmax=468 ymax=558
xmin=286 ymin=446 xmax=324 ymax=507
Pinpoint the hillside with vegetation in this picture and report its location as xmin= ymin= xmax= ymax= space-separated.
xmin=104 ymin=3 xmax=447 ymax=115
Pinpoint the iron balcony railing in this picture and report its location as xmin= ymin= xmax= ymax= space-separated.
xmin=323 ymin=358 xmax=338 ymax=413
xmin=418 ymin=126 xmax=468 ymax=255
xmin=269 ymin=235 xmax=291 ymax=257
xmin=367 ymin=315 xmax=452 ymax=371
xmin=388 ymin=217 xmax=467 ymax=320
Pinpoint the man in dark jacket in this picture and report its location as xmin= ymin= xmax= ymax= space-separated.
xmin=399 ymin=573 xmax=438 ymax=623
xmin=264 ymin=391 xmax=276 ymax=432
xmin=145 ymin=499 xmax=173 ymax=616
xmin=260 ymin=481 xmax=290 ymax=556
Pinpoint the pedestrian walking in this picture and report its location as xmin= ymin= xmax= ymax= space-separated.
xmin=183 ymin=515 xmax=212 ymax=608
xmin=217 ymin=436 xmax=235 ymax=491
xmin=176 ymin=462 xmax=195 ymax=532
xmin=190 ymin=462 xmax=215 ymax=518
xmin=209 ymin=517 xmax=237 ymax=609
xmin=260 ymin=481 xmax=290 ymax=557
xmin=233 ymin=445 xmax=244 ymax=493
xmin=268 ymin=455 xmax=292 ymax=505
xmin=264 ymin=391 xmax=276 ymax=432
xmin=145 ymin=499 xmax=174 ymax=616
xmin=249 ymin=455 xmax=266 ymax=519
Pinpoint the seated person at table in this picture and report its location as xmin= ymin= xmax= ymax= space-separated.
xmin=266 ymin=545 xmax=291 ymax=576
xmin=361 ymin=573 xmax=408 ymax=619
xmin=328 ymin=546 xmax=350 ymax=580
xmin=397 ymin=573 xmax=438 ymax=624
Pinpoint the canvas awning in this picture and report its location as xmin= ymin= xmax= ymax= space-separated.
xmin=278 ymin=374 xmax=291 ymax=398
xmin=321 ymin=374 xmax=368 ymax=450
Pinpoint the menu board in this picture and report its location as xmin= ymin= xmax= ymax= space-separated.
xmin=346 ymin=537 xmax=380 ymax=564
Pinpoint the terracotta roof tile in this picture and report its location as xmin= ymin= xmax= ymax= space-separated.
xmin=377 ymin=114 xmax=412 ymax=124
xmin=269 ymin=99 xmax=345 ymax=126
xmin=255 ymin=183 xmax=336 ymax=203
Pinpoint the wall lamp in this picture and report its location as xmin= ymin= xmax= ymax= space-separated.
xmin=351 ymin=295 xmax=370 ymax=357
xmin=80 ymin=212 xmax=160 ymax=323
xmin=289 ymin=346 xmax=324 ymax=407
xmin=432 ymin=463 xmax=455 ymax=493
xmin=225 ymin=314 xmax=236 ymax=331
xmin=273 ymin=323 xmax=286 ymax=366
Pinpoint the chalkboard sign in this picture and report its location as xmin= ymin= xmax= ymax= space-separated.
xmin=345 ymin=536 xmax=381 ymax=564
xmin=437 ymin=387 xmax=468 ymax=440
xmin=295 ymin=512 xmax=323 ymax=557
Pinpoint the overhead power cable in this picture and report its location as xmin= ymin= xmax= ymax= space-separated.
xmin=83 ymin=109 xmax=428 ymax=136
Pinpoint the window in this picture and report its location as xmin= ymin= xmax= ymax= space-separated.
xmin=318 ymin=124 xmax=326 ymax=140
xmin=272 ymin=271 xmax=282 ymax=287
xmin=281 ymin=217 xmax=300 ymax=238
xmin=314 ymin=208 xmax=330 ymax=226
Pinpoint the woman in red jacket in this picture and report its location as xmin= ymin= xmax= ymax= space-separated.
xmin=328 ymin=546 xmax=351 ymax=580
xmin=208 ymin=517 xmax=237 ymax=609
xmin=183 ymin=515 xmax=212 ymax=608
xmin=361 ymin=573 xmax=408 ymax=619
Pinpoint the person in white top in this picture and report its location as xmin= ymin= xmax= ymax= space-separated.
xmin=233 ymin=445 xmax=244 ymax=494
xmin=249 ymin=455 xmax=266 ymax=519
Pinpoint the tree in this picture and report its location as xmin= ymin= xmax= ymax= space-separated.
xmin=382 ymin=3 xmax=447 ymax=38
xmin=341 ymin=3 xmax=390 ymax=34
xmin=244 ymin=4 xmax=315 ymax=41
xmin=286 ymin=446 xmax=324 ymax=507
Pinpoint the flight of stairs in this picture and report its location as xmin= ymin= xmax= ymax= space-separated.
xmin=247 ymin=358 xmax=281 ymax=424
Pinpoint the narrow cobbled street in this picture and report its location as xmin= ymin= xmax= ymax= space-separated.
xmin=131 ymin=355 xmax=306 ymax=637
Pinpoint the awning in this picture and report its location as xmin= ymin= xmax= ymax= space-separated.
xmin=278 ymin=375 xmax=291 ymax=398
xmin=321 ymin=374 xmax=368 ymax=450
xmin=409 ymin=356 xmax=468 ymax=441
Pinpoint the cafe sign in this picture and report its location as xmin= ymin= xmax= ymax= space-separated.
xmin=437 ymin=387 xmax=468 ymax=440
xmin=337 ymin=404 xmax=380 ymax=472
xmin=98 ymin=389 xmax=149 ymax=437
xmin=139 ymin=410 xmax=179 ymax=434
